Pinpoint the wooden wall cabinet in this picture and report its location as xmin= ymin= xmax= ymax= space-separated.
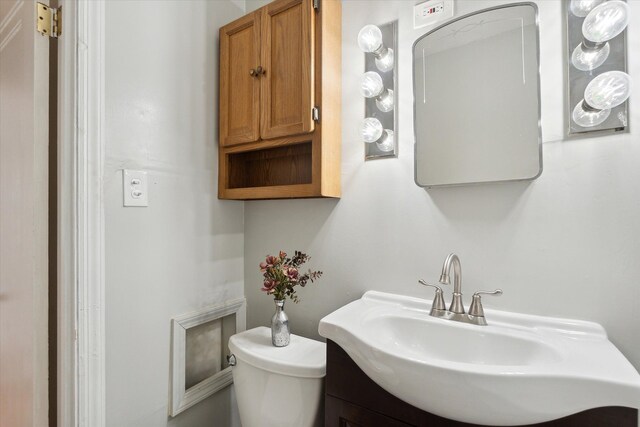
xmin=218 ymin=0 xmax=341 ymax=200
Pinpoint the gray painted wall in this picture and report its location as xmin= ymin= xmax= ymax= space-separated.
xmin=244 ymin=0 xmax=640 ymax=375
xmin=245 ymin=0 xmax=271 ymax=12
xmin=104 ymin=1 xmax=245 ymax=426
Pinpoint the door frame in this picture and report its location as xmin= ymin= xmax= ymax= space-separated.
xmin=58 ymin=0 xmax=106 ymax=426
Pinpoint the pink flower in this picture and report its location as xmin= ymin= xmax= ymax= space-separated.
xmin=284 ymin=267 xmax=299 ymax=281
xmin=260 ymin=255 xmax=280 ymax=272
xmin=257 ymin=250 xmax=321 ymax=303
xmin=261 ymin=279 xmax=278 ymax=292
xmin=265 ymin=255 xmax=279 ymax=266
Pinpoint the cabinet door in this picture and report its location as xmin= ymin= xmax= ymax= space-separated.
xmin=219 ymin=12 xmax=261 ymax=146
xmin=260 ymin=0 xmax=315 ymax=140
xmin=325 ymin=396 xmax=414 ymax=427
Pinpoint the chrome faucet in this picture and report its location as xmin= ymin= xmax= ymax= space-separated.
xmin=439 ymin=253 xmax=464 ymax=314
xmin=419 ymin=253 xmax=502 ymax=326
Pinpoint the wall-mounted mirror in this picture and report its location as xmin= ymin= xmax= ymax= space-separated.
xmin=413 ymin=3 xmax=542 ymax=188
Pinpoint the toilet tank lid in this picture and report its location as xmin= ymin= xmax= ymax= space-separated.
xmin=228 ymin=327 xmax=326 ymax=378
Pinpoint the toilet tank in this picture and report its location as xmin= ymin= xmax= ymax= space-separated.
xmin=229 ymin=327 xmax=326 ymax=427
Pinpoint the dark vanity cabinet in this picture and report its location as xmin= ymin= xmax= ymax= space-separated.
xmin=325 ymin=340 xmax=638 ymax=427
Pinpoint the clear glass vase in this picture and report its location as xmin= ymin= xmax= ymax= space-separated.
xmin=271 ymin=299 xmax=290 ymax=347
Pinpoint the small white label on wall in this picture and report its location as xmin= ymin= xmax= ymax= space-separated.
xmin=123 ymin=169 xmax=148 ymax=207
xmin=414 ymin=0 xmax=454 ymax=29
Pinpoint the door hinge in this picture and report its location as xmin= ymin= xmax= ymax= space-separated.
xmin=313 ymin=0 xmax=319 ymax=11
xmin=36 ymin=3 xmax=61 ymax=38
xmin=312 ymin=106 xmax=320 ymax=122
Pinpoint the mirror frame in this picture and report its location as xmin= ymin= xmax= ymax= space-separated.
xmin=412 ymin=2 xmax=543 ymax=188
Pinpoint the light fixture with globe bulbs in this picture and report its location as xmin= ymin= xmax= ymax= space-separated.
xmin=357 ymin=24 xmax=395 ymax=73
xmin=360 ymin=118 xmax=395 ymax=153
xmin=572 ymin=70 xmax=631 ymax=127
xmin=567 ymin=0 xmax=631 ymax=134
xmin=358 ymin=21 xmax=398 ymax=159
xmin=360 ymin=71 xmax=394 ymax=113
xmin=570 ymin=0 xmax=629 ymax=71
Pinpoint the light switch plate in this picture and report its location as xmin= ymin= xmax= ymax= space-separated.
xmin=414 ymin=0 xmax=454 ymax=29
xmin=123 ymin=169 xmax=148 ymax=207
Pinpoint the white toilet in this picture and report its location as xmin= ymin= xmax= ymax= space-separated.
xmin=228 ymin=326 xmax=326 ymax=427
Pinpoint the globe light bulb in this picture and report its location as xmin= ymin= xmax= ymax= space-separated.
xmin=583 ymin=0 xmax=629 ymax=43
xmin=584 ymin=71 xmax=631 ymax=110
xmin=357 ymin=25 xmax=383 ymax=53
xmin=375 ymin=89 xmax=394 ymax=112
xmin=376 ymin=130 xmax=395 ymax=152
xmin=570 ymin=0 xmax=605 ymax=18
xmin=361 ymin=117 xmax=383 ymax=143
xmin=571 ymin=41 xmax=610 ymax=71
xmin=375 ymin=48 xmax=394 ymax=72
xmin=572 ymin=99 xmax=610 ymax=127
xmin=360 ymin=71 xmax=384 ymax=98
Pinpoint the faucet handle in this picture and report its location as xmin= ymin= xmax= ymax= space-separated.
xmin=418 ymin=280 xmax=447 ymax=313
xmin=474 ymin=289 xmax=503 ymax=297
xmin=418 ymin=279 xmax=443 ymax=289
xmin=468 ymin=289 xmax=503 ymax=317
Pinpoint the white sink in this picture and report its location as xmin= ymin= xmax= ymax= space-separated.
xmin=318 ymin=291 xmax=640 ymax=426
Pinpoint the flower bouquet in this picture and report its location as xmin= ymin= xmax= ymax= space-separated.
xmin=259 ymin=251 xmax=322 ymax=346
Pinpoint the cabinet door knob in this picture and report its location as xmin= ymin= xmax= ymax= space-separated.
xmin=256 ymin=66 xmax=265 ymax=76
xmin=249 ymin=68 xmax=256 ymax=76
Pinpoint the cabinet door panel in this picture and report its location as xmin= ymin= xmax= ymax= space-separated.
xmin=325 ymin=396 xmax=413 ymax=427
xmin=261 ymin=0 xmax=315 ymax=139
xmin=220 ymin=13 xmax=261 ymax=146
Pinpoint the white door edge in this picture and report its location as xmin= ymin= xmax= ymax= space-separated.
xmin=58 ymin=1 xmax=106 ymax=426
